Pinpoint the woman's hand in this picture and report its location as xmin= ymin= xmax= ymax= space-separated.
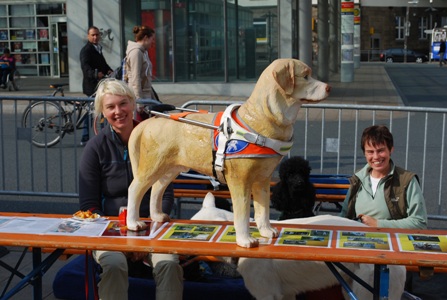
xmin=357 ymin=214 xmax=378 ymax=227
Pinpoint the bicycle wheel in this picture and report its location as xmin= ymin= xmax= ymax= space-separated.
xmin=22 ymin=101 xmax=67 ymax=147
xmin=93 ymin=113 xmax=109 ymax=135
xmin=11 ymin=69 xmax=21 ymax=91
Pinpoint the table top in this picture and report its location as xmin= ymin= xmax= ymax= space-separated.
xmin=1 ymin=212 xmax=447 ymax=268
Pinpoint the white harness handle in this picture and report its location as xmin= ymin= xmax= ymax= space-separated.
xmin=214 ymin=104 xmax=293 ymax=182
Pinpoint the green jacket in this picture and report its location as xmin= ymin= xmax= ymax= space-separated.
xmin=340 ymin=161 xmax=428 ymax=229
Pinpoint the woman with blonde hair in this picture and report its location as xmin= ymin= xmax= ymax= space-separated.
xmin=125 ymin=25 xmax=158 ymax=120
xmin=80 ymin=79 xmax=182 ymax=300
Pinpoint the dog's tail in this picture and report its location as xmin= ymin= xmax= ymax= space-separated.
xmin=128 ymin=121 xmax=147 ymax=177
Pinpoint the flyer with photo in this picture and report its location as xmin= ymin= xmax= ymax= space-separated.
xmin=337 ymin=231 xmax=391 ymax=251
xmin=275 ymin=227 xmax=332 ymax=247
xmin=216 ymin=225 xmax=272 ymax=244
xmin=44 ymin=218 xmax=109 ymax=236
xmin=101 ymin=220 xmax=167 ymax=239
xmin=396 ymin=233 xmax=447 ymax=254
xmin=0 ymin=217 xmax=63 ymax=234
xmin=159 ymin=223 xmax=221 ymax=242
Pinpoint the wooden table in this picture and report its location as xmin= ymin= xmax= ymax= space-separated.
xmin=1 ymin=212 xmax=447 ymax=300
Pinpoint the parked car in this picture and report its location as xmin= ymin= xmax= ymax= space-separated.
xmin=379 ymin=48 xmax=429 ymax=63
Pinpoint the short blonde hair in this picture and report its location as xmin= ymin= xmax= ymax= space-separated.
xmin=94 ymin=79 xmax=136 ymax=116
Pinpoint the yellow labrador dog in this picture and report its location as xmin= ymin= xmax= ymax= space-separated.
xmin=126 ymin=58 xmax=330 ymax=248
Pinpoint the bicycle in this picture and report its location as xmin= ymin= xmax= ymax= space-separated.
xmin=21 ymin=83 xmax=97 ymax=148
xmin=5 ymin=68 xmax=20 ymax=91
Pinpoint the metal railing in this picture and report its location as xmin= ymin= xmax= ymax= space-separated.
xmin=1 ymin=97 xmax=446 ymax=227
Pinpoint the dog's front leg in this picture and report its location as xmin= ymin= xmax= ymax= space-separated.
xmin=127 ymin=178 xmax=150 ymax=231
xmin=229 ymin=185 xmax=259 ymax=248
xmin=252 ymin=180 xmax=278 ymax=238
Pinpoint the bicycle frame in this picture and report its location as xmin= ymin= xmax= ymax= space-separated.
xmin=58 ymin=101 xmax=94 ymax=135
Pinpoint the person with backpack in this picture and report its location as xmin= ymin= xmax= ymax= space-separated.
xmin=125 ymin=25 xmax=158 ymax=121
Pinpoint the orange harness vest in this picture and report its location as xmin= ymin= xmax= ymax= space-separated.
xmin=212 ymin=110 xmax=280 ymax=159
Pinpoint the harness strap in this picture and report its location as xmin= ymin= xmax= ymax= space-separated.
xmin=214 ymin=104 xmax=239 ymax=179
xmin=170 ymin=110 xmax=208 ymax=121
xmin=218 ymin=104 xmax=294 ymax=155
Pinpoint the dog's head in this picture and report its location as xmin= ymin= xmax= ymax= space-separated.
xmin=279 ymin=156 xmax=312 ymax=192
xmin=271 ymin=156 xmax=315 ymax=219
xmin=268 ymin=59 xmax=330 ymax=103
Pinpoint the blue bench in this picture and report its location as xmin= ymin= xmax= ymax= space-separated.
xmin=173 ymin=173 xmax=351 ymax=218
xmin=53 ymin=255 xmax=252 ymax=300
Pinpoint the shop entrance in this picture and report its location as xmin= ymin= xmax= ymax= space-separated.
xmin=50 ymin=19 xmax=68 ymax=77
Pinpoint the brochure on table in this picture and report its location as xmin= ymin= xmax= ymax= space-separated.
xmin=159 ymin=223 xmax=221 ymax=242
xmin=275 ymin=227 xmax=332 ymax=247
xmin=217 ymin=225 xmax=272 ymax=244
xmin=0 ymin=216 xmax=165 ymax=238
xmin=337 ymin=230 xmax=392 ymax=251
xmin=0 ymin=216 xmax=108 ymax=236
xmin=396 ymin=233 xmax=447 ymax=254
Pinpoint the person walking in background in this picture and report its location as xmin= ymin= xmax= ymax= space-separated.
xmin=79 ymin=79 xmax=182 ymax=300
xmin=439 ymin=39 xmax=446 ymax=67
xmin=0 ymin=48 xmax=15 ymax=89
xmin=340 ymin=125 xmax=427 ymax=229
xmin=79 ymin=26 xmax=113 ymax=146
xmin=125 ymin=25 xmax=158 ymax=121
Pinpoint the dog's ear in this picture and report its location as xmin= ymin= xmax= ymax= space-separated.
xmin=272 ymin=60 xmax=295 ymax=95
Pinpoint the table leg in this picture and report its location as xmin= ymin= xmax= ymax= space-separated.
xmin=325 ymin=261 xmax=359 ymax=300
xmin=32 ymin=248 xmax=42 ymax=300
xmin=0 ymin=247 xmax=28 ymax=297
xmin=0 ymin=248 xmax=65 ymax=300
xmin=373 ymin=264 xmax=389 ymax=300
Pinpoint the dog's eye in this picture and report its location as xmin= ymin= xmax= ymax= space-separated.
xmin=303 ymin=75 xmax=309 ymax=80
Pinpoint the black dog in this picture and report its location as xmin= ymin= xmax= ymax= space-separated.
xmin=271 ymin=156 xmax=316 ymax=220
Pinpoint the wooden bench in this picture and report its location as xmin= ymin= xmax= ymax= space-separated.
xmin=172 ymin=173 xmax=351 ymax=218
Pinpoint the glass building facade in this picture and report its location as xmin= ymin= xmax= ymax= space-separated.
xmin=0 ymin=2 xmax=67 ymax=77
xmin=125 ymin=0 xmax=279 ymax=83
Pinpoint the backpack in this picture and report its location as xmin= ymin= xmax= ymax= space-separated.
xmin=113 ymin=57 xmax=126 ymax=81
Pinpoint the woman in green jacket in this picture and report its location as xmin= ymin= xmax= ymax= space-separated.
xmin=340 ymin=125 xmax=427 ymax=229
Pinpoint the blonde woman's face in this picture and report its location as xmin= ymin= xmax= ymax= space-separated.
xmin=102 ymin=94 xmax=134 ymax=133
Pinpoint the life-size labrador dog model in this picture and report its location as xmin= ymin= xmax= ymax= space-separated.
xmin=126 ymin=58 xmax=330 ymax=248
xmin=192 ymin=193 xmax=406 ymax=300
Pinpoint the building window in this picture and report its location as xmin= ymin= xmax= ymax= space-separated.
xmin=395 ymin=16 xmax=405 ymax=40
xmin=442 ymin=16 xmax=447 ymax=28
xmin=138 ymin=0 xmax=278 ymax=83
xmin=419 ymin=17 xmax=428 ymax=39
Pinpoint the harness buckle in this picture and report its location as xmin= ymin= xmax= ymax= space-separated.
xmin=255 ymin=134 xmax=267 ymax=147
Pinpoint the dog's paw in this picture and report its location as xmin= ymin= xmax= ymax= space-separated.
xmin=258 ymin=225 xmax=279 ymax=238
xmin=151 ymin=212 xmax=170 ymax=223
xmin=127 ymin=220 xmax=148 ymax=231
xmin=236 ymin=236 xmax=260 ymax=248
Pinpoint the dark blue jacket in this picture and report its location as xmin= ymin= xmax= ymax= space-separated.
xmin=79 ymin=122 xmax=174 ymax=217
xmin=80 ymin=42 xmax=113 ymax=96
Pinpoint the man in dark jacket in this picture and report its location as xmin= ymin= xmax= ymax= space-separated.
xmin=79 ymin=26 xmax=113 ymax=145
